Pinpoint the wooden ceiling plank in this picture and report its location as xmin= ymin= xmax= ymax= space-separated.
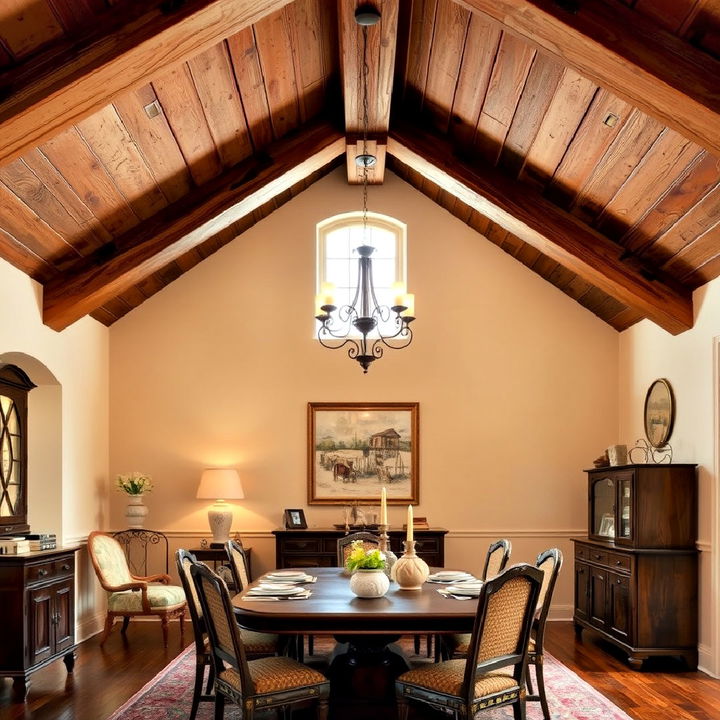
xmin=0 ymin=0 xmax=64 ymax=60
xmin=421 ymin=0 xmax=469 ymax=133
xmin=388 ymin=122 xmax=693 ymax=333
xmin=151 ymin=64 xmax=223 ymax=187
xmin=0 ymin=0 xmax=293 ymax=167
xmin=226 ymin=28 xmax=275 ymax=152
xmin=608 ymin=306 xmax=645 ymax=331
xmin=498 ymin=52 xmax=564 ymax=177
xmin=473 ymin=33 xmax=535 ymax=165
xmin=546 ymin=89 xmax=634 ymax=208
xmin=112 ymin=85 xmax=192 ymax=205
xmin=401 ymin=0 xmax=437 ymax=113
xmin=0 ymin=225 xmax=56 ymax=282
xmin=595 ymin=130 xmax=702 ymax=239
xmin=571 ymin=109 xmax=663 ymax=224
xmin=77 ymin=105 xmax=169 ymax=221
xmin=187 ymin=43 xmax=253 ymax=169
xmin=633 ymin=0 xmax=696 ymax=33
xmin=254 ymin=7 xmax=301 ymax=140
xmin=448 ymin=14 xmax=500 ymax=148
xmin=42 ymin=119 xmax=345 ymax=331
xmin=623 ymin=151 xmax=720 ymax=255
xmin=664 ymin=220 xmax=720 ymax=276
xmin=458 ymin=0 xmax=720 ymax=156
xmin=518 ymin=68 xmax=597 ymax=190
xmin=47 ymin=0 xmax=109 ymax=35
xmin=338 ymin=0 xmax=399 ymax=183
xmin=40 ymin=126 xmax=139 ymax=237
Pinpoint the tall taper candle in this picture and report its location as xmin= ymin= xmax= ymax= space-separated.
xmin=407 ymin=505 xmax=413 ymax=542
xmin=380 ymin=487 xmax=387 ymax=525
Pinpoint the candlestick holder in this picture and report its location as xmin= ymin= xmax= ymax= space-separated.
xmin=391 ymin=539 xmax=429 ymax=590
xmin=377 ymin=523 xmax=397 ymax=579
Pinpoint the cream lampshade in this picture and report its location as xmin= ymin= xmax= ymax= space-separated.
xmin=196 ymin=468 xmax=245 ymax=545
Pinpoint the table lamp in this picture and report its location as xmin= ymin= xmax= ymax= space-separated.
xmin=196 ymin=468 xmax=245 ymax=546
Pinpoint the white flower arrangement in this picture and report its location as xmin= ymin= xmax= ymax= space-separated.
xmin=116 ymin=472 xmax=153 ymax=495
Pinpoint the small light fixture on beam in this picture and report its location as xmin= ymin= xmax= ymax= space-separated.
xmin=315 ymin=6 xmax=415 ymax=374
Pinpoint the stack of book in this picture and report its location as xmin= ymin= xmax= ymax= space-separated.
xmin=23 ymin=533 xmax=57 ymax=551
xmin=0 ymin=537 xmax=31 ymax=554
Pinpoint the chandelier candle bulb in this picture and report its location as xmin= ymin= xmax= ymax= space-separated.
xmin=402 ymin=294 xmax=415 ymax=317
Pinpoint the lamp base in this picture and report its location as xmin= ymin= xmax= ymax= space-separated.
xmin=207 ymin=503 xmax=233 ymax=545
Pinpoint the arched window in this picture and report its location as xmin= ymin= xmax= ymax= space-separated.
xmin=316 ymin=212 xmax=407 ymax=336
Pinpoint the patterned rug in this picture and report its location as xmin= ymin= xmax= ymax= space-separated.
xmin=107 ymin=640 xmax=633 ymax=720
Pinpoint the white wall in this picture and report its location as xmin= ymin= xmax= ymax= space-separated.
xmin=619 ymin=278 xmax=720 ymax=675
xmin=0 ymin=259 xmax=110 ymax=640
xmin=109 ymin=168 xmax=619 ymax=616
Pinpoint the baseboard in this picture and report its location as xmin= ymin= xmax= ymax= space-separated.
xmin=698 ymin=643 xmax=718 ymax=678
xmin=548 ymin=604 xmax=573 ymax=621
xmin=77 ymin=611 xmax=105 ymax=642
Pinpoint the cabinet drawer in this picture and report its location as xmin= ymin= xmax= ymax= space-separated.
xmin=54 ymin=557 xmax=75 ymax=577
xmin=414 ymin=537 xmax=440 ymax=554
xmin=587 ymin=549 xmax=608 ymax=566
xmin=26 ymin=561 xmax=56 ymax=584
xmin=575 ymin=544 xmax=589 ymax=561
xmin=280 ymin=555 xmax=335 ymax=568
xmin=607 ymin=552 xmax=631 ymax=573
xmin=281 ymin=539 xmax=322 ymax=553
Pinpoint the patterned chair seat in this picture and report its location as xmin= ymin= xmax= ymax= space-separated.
xmin=240 ymin=629 xmax=280 ymax=655
xmin=398 ymin=660 xmax=519 ymax=700
xmin=220 ymin=657 xmax=328 ymax=694
xmin=108 ymin=584 xmax=186 ymax=612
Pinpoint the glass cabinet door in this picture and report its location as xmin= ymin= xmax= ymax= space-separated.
xmin=591 ymin=477 xmax=616 ymax=539
xmin=618 ymin=475 xmax=633 ymax=541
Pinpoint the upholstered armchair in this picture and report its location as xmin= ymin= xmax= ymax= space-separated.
xmin=396 ymin=563 xmax=543 ymax=720
xmin=88 ymin=531 xmax=186 ymax=647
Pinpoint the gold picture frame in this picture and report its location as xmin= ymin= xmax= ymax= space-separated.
xmin=307 ymin=402 xmax=419 ymax=505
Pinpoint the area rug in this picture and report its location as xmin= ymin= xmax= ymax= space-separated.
xmin=107 ymin=642 xmax=634 ymax=720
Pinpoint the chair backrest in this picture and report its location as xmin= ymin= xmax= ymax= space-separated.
xmin=190 ymin=561 xmax=253 ymax=694
xmin=534 ymin=548 xmax=563 ymax=647
xmin=176 ymin=549 xmax=205 ymax=650
xmin=113 ymin=529 xmax=169 ymax=576
xmin=462 ymin=563 xmax=543 ymax=701
xmin=88 ymin=531 xmax=133 ymax=589
xmin=225 ymin=539 xmax=250 ymax=592
xmin=337 ymin=531 xmax=381 ymax=567
xmin=482 ymin=538 xmax=512 ymax=581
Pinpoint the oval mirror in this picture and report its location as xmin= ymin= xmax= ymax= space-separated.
xmin=644 ymin=378 xmax=674 ymax=448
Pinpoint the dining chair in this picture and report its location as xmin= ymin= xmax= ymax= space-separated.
xmin=438 ymin=538 xmax=513 ymax=660
xmin=224 ymin=539 xmax=251 ymax=592
xmin=175 ymin=549 xmax=214 ymax=720
xmin=526 ymin=548 xmax=563 ymax=720
xmin=337 ymin=531 xmax=381 ymax=570
xmin=395 ymin=563 xmax=543 ymax=720
xmin=88 ymin=531 xmax=186 ymax=647
xmin=190 ymin=561 xmax=331 ymax=720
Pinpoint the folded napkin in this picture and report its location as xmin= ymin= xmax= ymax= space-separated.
xmin=436 ymin=588 xmax=473 ymax=600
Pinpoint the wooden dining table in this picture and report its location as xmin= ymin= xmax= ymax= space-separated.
xmin=232 ymin=567 xmax=480 ymax=720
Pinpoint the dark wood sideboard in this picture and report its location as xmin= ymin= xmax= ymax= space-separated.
xmin=273 ymin=527 xmax=447 ymax=569
xmin=573 ymin=464 xmax=698 ymax=669
xmin=0 ymin=547 xmax=77 ymax=698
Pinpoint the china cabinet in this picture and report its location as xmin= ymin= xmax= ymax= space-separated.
xmin=574 ymin=464 xmax=697 ymax=669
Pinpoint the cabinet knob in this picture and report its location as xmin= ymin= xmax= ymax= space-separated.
xmin=38 ymin=568 xmax=48 ymax=577
xmin=616 ymin=579 xmax=622 ymax=584
xmin=615 ymin=560 xmax=622 ymax=566
xmin=593 ymin=554 xmax=601 ymax=560
xmin=61 ymin=564 xmax=71 ymax=571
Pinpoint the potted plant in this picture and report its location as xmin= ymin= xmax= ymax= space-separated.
xmin=116 ymin=472 xmax=153 ymax=528
xmin=346 ymin=540 xmax=389 ymax=598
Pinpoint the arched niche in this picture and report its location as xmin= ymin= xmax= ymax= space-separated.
xmin=0 ymin=352 xmax=62 ymax=537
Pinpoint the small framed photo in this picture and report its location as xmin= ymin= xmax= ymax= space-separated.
xmin=284 ymin=508 xmax=307 ymax=529
xmin=599 ymin=513 xmax=615 ymax=538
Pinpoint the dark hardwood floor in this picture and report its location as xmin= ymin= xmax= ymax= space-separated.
xmin=1 ymin=622 xmax=718 ymax=720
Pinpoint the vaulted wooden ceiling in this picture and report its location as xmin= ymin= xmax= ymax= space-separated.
xmin=0 ymin=0 xmax=718 ymax=333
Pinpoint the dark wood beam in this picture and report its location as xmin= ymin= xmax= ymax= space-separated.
xmin=457 ymin=0 xmax=720 ymax=157
xmin=42 ymin=119 xmax=345 ymax=331
xmin=0 ymin=0 xmax=292 ymax=167
xmin=338 ymin=0 xmax=398 ymax=183
xmin=388 ymin=122 xmax=693 ymax=334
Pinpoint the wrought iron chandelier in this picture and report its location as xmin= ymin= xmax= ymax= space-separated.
xmin=315 ymin=6 xmax=415 ymax=374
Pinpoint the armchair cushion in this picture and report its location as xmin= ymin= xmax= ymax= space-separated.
xmin=108 ymin=584 xmax=186 ymax=612
xmin=91 ymin=533 xmax=133 ymax=587
xmin=398 ymin=660 xmax=518 ymax=699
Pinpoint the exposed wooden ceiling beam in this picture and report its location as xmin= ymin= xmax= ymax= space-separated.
xmin=388 ymin=122 xmax=693 ymax=334
xmin=457 ymin=0 xmax=720 ymax=157
xmin=338 ymin=0 xmax=399 ymax=183
xmin=42 ymin=119 xmax=345 ymax=331
xmin=0 ymin=0 xmax=292 ymax=167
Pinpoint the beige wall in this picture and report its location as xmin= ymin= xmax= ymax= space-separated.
xmin=619 ymin=277 xmax=720 ymax=675
xmin=0 ymin=258 xmax=110 ymax=639
xmin=109 ymin=168 xmax=619 ymax=618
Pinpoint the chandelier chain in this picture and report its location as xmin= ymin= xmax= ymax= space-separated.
xmin=361 ymin=23 xmax=370 ymax=234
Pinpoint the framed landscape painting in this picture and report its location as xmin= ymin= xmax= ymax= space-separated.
xmin=307 ymin=402 xmax=419 ymax=505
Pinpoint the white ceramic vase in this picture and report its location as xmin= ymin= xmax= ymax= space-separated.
xmin=392 ymin=540 xmax=429 ymax=590
xmin=125 ymin=495 xmax=149 ymax=528
xmin=349 ymin=568 xmax=390 ymax=598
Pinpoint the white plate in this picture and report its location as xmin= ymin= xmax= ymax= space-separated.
xmin=445 ymin=583 xmax=483 ymax=596
xmin=428 ymin=576 xmax=478 ymax=584
xmin=267 ymin=570 xmax=308 ymax=579
xmin=428 ymin=571 xmax=473 ymax=580
xmin=257 ymin=582 xmax=296 ymax=591
xmin=262 ymin=575 xmax=311 ymax=584
xmin=248 ymin=586 xmax=306 ymax=596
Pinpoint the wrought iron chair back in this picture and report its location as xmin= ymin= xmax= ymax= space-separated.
xmin=113 ymin=529 xmax=169 ymax=577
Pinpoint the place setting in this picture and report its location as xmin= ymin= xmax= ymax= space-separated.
xmin=427 ymin=570 xmax=478 ymax=584
xmin=243 ymin=581 xmax=313 ymax=602
xmin=261 ymin=570 xmax=317 ymax=584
